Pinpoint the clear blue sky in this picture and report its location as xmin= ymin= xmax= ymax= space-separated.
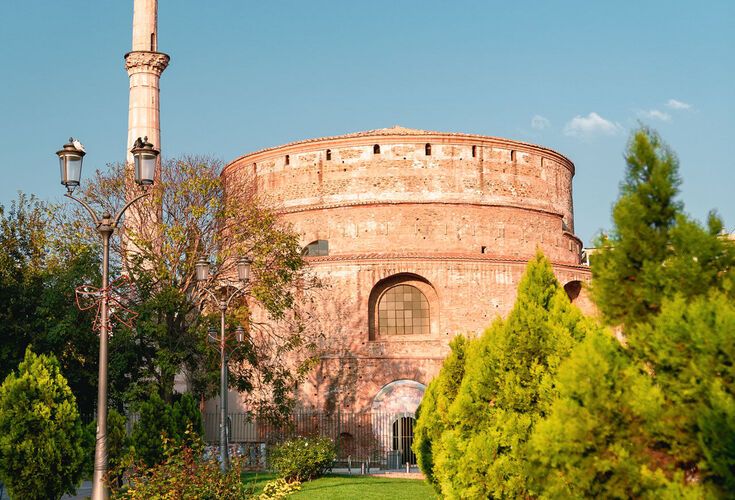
xmin=1 ymin=1 xmax=733 ymax=245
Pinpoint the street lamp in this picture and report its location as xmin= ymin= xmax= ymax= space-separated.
xmin=57 ymin=136 xmax=158 ymax=500
xmin=196 ymin=256 xmax=251 ymax=471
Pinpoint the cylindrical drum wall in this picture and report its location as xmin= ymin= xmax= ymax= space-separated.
xmin=223 ymin=127 xmax=591 ymax=413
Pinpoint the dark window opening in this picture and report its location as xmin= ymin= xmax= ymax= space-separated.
xmin=302 ymin=240 xmax=329 ymax=257
xmin=564 ymin=281 xmax=582 ymax=302
xmin=285 ymin=154 xmax=290 ymax=165
xmin=510 ymin=150 xmax=516 ymax=162
xmin=392 ymin=417 xmax=417 ymax=465
xmin=326 ymin=149 xmax=332 ymax=161
xmin=425 ymin=143 xmax=431 ymax=156
xmin=472 ymin=145 xmax=477 ymax=158
xmin=150 ymin=33 xmax=156 ymax=51
xmin=373 ymin=144 xmax=381 ymax=154
xmin=481 ymin=246 xmax=487 ymax=254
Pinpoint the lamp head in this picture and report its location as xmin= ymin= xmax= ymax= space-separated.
xmin=56 ymin=138 xmax=86 ymax=192
xmin=130 ymin=136 xmax=159 ymax=188
xmin=237 ymin=257 xmax=252 ymax=283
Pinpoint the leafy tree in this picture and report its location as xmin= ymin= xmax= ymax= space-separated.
xmin=412 ymin=335 xmax=468 ymax=492
xmin=0 ymin=348 xmax=86 ymax=500
xmin=434 ymin=252 xmax=589 ymax=498
xmin=0 ymin=193 xmax=100 ymax=414
xmin=70 ymin=156 xmax=320 ymax=415
xmin=591 ymin=127 xmax=735 ymax=329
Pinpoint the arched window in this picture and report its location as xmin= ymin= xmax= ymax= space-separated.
xmin=472 ymin=145 xmax=477 ymax=158
xmin=425 ymin=143 xmax=431 ymax=156
xmin=326 ymin=149 xmax=332 ymax=161
xmin=301 ymin=240 xmax=329 ymax=256
xmin=373 ymin=144 xmax=381 ymax=154
xmin=510 ymin=150 xmax=516 ymax=162
xmin=377 ymin=284 xmax=429 ymax=336
xmin=285 ymin=154 xmax=290 ymax=165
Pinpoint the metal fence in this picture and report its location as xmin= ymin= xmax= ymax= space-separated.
xmin=203 ymin=410 xmax=417 ymax=469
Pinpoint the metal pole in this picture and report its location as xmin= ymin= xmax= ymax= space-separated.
xmin=91 ymin=220 xmax=113 ymax=500
xmin=219 ymin=301 xmax=229 ymax=472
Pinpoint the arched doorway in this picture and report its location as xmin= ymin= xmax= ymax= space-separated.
xmin=392 ymin=415 xmax=417 ymax=465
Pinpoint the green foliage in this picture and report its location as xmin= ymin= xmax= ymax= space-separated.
xmin=74 ymin=157 xmax=319 ymax=412
xmin=131 ymin=392 xmax=175 ymax=467
xmin=592 ymin=127 xmax=735 ymax=329
xmin=269 ymin=436 xmax=336 ymax=482
xmin=0 ymin=348 xmax=86 ymax=500
xmin=0 ymin=193 xmax=100 ymax=413
xmin=114 ymin=434 xmax=248 ymax=499
xmin=257 ymin=478 xmax=302 ymax=499
xmin=172 ymin=393 xmax=204 ymax=445
xmin=130 ymin=392 xmax=204 ymax=467
xmin=634 ymin=292 xmax=735 ymax=491
xmin=107 ymin=408 xmax=131 ymax=489
xmin=433 ymin=253 xmax=589 ymax=498
xmin=527 ymin=329 xmax=669 ymax=498
xmin=412 ymin=335 xmax=468 ymax=492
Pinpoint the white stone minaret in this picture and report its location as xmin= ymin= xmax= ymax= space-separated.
xmin=125 ymin=0 xmax=168 ymax=166
xmin=122 ymin=0 xmax=168 ymax=258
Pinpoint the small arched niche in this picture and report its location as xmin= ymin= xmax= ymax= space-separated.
xmin=564 ymin=280 xmax=582 ymax=303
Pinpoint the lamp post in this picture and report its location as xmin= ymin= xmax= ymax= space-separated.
xmin=56 ymin=136 xmax=158 ymax=500
xmin=196 ymin=256 xmax=251 ymax=471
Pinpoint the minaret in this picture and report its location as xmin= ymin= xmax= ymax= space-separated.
xmin=125 ymin=0 xmax=168 ymax=164
xmin=122 ymin=0 xmax=168 ymax=261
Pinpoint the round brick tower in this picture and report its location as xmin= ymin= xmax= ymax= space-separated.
xmin=222 ymin=126 xmax=591 ymax=414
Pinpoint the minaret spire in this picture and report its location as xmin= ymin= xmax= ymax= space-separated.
xmin=125 ymin=0 xmax=169 ymax=166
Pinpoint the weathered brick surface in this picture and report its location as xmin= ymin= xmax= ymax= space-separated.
xmin=223 ymin=127 xmax=592 ymax=413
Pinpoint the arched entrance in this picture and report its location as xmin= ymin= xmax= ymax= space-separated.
xmin=371 ymin=380 xmax=425 ymax=467
xmin=392 ymin=415 xmax=417 ymax=465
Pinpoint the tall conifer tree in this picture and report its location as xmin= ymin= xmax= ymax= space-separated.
xmin=434 ymin=252 xmax=589 ymax=498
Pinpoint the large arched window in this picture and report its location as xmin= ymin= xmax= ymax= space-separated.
xmin=377 ymin=284 xmax=430 ymax=336
xmin=369 ymin=273 xmax=438 ymax=340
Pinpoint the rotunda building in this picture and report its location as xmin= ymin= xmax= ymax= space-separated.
xmin=222 ymin=126 xmax=592 ymax=415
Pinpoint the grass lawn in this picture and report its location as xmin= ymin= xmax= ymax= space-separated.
xmin=242 ymin=473 xmax=437 ymax=499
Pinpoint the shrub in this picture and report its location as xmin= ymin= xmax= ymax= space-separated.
xmin=172 ymin=393 xmax=203 ymax=446
xmin=114 ymin=433 xmax=247 ymax=499
xmin=130 ymin=392 xmax=204 ymax=467
xmin=257 ymin=478 xmax=302 ymax=499
xmin=0 ymin=348 xmax=86 ymax=500
xmin=131 ymin=392 xmax=174 ymax=467
xmin=269 ymin=436 xmax=336 ymax=482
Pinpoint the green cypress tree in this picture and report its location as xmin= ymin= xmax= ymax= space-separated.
xmin=412 ymin=335 xmax=468 ymax=492
xmin=527 ymin=329 xmax=674 ymax=498
xmin=131 ymin=392 xmax=175 ymax=467
xmin=591 ymin=127 xmax=735 ymax=330
xmin=0 ymin=348 xmax=86 ymax=500
xmin=435 ymin=252 xmax=589 ymax=498
xmin=635 ymin=292 xmax=735 ymax=493
xmin=591 ymin=127 xmax=683 ymax=328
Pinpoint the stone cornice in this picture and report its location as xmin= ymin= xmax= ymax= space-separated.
xmin=277 ymin=199 xmax=566 ymax=220
xmin=304 ymin=252 xmax=592 ymax=275
xmin=124 ymin=50 xmax=170 ymax=76
xmin=222 ymin=125 xmax=576 ymax=177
